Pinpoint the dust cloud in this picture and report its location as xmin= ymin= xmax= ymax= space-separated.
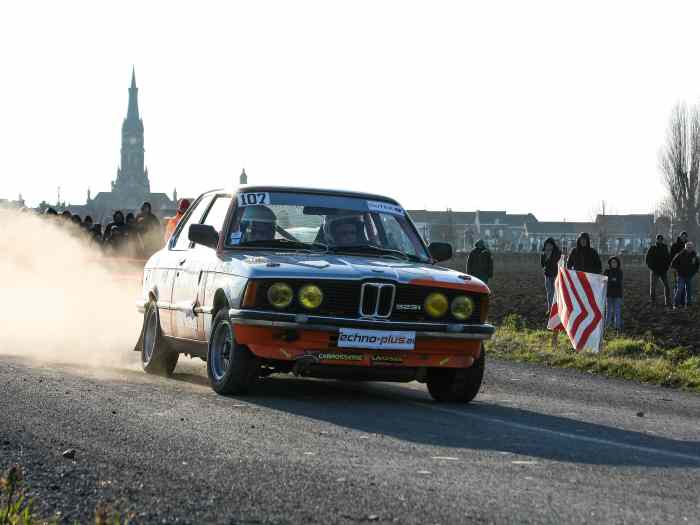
xmin=0 ymin=210 xmax=143 ymax=368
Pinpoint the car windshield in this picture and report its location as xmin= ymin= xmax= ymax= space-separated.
xmin=225 ymin=190 xmax=430 ymax=262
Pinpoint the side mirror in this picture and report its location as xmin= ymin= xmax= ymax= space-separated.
xmin=189 ymin=224 xmax=219 ymax=249
xmin=428 ymin=242 xmax=452 ymax=262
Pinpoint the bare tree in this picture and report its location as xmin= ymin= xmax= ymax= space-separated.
xmin=659 ymin=102 xmax=700 ymax=240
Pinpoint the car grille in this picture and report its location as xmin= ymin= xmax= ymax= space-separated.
xmin=253 ymin=279 xmax=483 ymax=324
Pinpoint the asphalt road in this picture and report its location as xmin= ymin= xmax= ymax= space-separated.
xmin=2 ymin=352 xmax=699 ymax=524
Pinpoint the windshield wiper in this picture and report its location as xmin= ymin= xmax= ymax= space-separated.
xmin=237 ymin=238 xmax=329 ymax=251
xmin=328 ymin=244 xmax=414 ymax=261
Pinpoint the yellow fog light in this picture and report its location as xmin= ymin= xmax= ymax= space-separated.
xmin=299 ymin=284 xmax=323 ymax=310
xmin=451 ymin=295 xmax=475 ymax=321
xmin=424 ymin=292 xmax=449 ymax=318
xmin=267 ymin=282 xmax=293 ymax=309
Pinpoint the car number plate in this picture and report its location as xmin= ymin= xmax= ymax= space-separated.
xmin=337 ymin=329 xmax=416 ymax=350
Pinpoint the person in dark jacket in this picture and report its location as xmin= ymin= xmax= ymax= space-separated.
xmin=604 ymin=257 xmax=623 ymax=330
xmin=103 ymin=211 xmax=129 ymax=252
xmin=646 ymin=234 xmax=671 ymax=306
xmin=540 ymin=237 xmax=561 ymax=312
xmin=467 ymin=239 xmax=493 ymax=284
xmin=669 ymin=231 xmax=688 ymax=262
xmin=670 ymin=231 xmax=689 ymax=298
xmin=90 ymin=223 xmax=103 ymax=247
xmin=671 ymin=241 xmax=699 ymax=308
xmin=566 ymin=232 xmax=602 ymax=274
xmin=136 ymin=201 xmax=162 ymax=256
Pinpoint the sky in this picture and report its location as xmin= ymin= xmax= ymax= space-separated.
xmin=2 ymin=0 xmax=700 ymax=221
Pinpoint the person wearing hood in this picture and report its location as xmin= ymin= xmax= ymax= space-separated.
xmin=136 ymin=201 xmax=162 ymax=256
xmin=671 ymin=241 xmax=699 ymax=308
xmin=670 ymin=231 xmax=688 ymax=262
xmin=670 ymin=231 xmax=689 ymax=298
xmin=540 ymin=237 xmax=561 ymax=312
xmin=164 ymin=198 xmax=191 ymax=243
xmin=90 ymin=223 xmax=103 ymax=247
xmin=566 ymin=232 xmax=602 ymax=274
xmin=645 ymin=234 xmax=671 ymax=306
xmin=604 ymin=256 xmax=624 ymax=330
xmin=467 ymin=239 xmax=493 ymax=284
xmin=103 ymin=211 xmax=129 ymax=251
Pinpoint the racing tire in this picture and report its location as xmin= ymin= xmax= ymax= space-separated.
xmin=207 ymin=309 xmax=257 ymax=395
xmin=141 ymin=302 xmax=179 ymax=377
xmin=427 ymin=346 xmax=485 ymax=403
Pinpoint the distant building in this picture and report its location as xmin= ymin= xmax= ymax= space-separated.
xmin=407 ymin=209 xmax=537 ymax=251
xmin=408 ymin=208 xmax=654 ymax=254
xmin=525 ymin=214 xmax=655 ymax=254
xmin=524 ymin=222 xmax=596 ymax=252
xmin=61 ymin=69 xmax=176 ymax=223
xmin=595 ymin=214 xmax=654 ymax=253
xmin=0 ymin=194 xmax=25 ymax=210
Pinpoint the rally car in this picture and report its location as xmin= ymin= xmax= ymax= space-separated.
xmin=135 ymin=186 xmax=494 ymax=402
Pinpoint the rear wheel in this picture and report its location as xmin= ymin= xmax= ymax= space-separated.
xmin=141 ymin=302 xmax=179 ymax=377
xmin=207 ymin=309 xmax=257 ymax=395
xmin=427 ymin=346 xmax=485 ymax=403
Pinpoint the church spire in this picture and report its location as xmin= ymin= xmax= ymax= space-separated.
xmin=127 ymin=66 xmax=139 ymax=121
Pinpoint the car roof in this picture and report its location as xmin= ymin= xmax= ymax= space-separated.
xmin=233 ymin=185 xmax=401 ymax=205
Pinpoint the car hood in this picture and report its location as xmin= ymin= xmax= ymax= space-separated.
xmin=218 ymin=251 xmax=490 ymax=293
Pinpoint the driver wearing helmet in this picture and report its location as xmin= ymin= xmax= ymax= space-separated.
xmin=324 ymin=214 xmax=367 ymax=247
xmin=241 ymin=205 xmax=277 ymax=242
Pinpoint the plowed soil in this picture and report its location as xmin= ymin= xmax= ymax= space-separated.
xmin=483 ymin=263 xmax=699 ymax=353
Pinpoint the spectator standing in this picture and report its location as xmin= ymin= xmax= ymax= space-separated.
xmin=670 ymin=231 xmax=689 ymax=297
xmin=566 ymin=232 xmax=602 ymax=274
xmin=645 ymin=234 xmax=671 ymax=306
xmin=540 ymin=237 xmax=561 ymax=313
xmin=163 ymin=199 xmax=191 ymax=243
xmin=103 ymin=211 xmax=129 ymax=252
xmin=467 ymin=239 xmax=493 ymax=284
xmin=136 ymin=201 xmax=162 ymax=256
xmin=670 ymin=231 xmax=688 ymax=262
xmin=604 ymin=256 xmax=624 ymax=330
xmin=671 ymin=241 xmax=699 ymax=308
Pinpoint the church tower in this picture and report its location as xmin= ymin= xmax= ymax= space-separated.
xmin=112 ymin=68 xmax=150 ymax=200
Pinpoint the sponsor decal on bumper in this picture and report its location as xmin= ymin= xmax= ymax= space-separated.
xmin=371 ymin=354 xmax=404 ymax=365
xmin=317 ymin=352 xmax=364 ymax=362
xmin=337 ymin=328 xmax=416 ymax=350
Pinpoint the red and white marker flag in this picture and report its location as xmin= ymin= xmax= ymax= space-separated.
xmin=547 ymin=262 xmax=607 ymax=352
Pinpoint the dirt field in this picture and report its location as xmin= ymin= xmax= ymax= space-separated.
xmin=447 ymin=255 xmax=700 ymax=353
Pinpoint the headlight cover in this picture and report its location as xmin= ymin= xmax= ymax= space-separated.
xmin=451 ymin=295 xmax=475 ymax=321
xmin=298 ymin=284 xmax=323 ymax=310
xmin=424 ymin=292 xmax=449 ymax=318
xmin=267 ymin=282 xmax=293 ymax=309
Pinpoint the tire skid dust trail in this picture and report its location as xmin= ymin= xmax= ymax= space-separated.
xmin=0 ymin=211 xmax=141 ymax=372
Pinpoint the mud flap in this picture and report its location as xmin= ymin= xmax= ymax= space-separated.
xmin=133 ymin=323 xmax=145 ymax=352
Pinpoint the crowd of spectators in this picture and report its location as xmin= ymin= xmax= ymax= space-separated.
xmin=42 ymin=201 xmax=165 ymax=258
xmin=468 ymin=230 xmax=700 ymax=333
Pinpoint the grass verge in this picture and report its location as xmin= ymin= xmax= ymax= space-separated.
xmin=1 ymin=465 xmax=131 ymax=525
xmin=489 ymin=315 xmax=700 ymax=392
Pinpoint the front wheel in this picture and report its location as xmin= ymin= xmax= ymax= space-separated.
xmin=207 ymin=310 xmax=257 ymax=395
xmin=427 ymin=346 xmax=485 ymax=403
xmin=141 ymin=302 xmax=179 ymax=377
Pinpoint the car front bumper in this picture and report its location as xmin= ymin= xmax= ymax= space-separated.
xmin=227 ymin=308 xmax=495 ymax=340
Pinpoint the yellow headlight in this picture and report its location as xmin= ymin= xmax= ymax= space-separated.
xmin=267 ymin=282 xmax=293 ymax=309
xmin=424 ymin=292 xmax=449 ymax=318
xmin=299 ymin=284 xmax=323 ymax=310
xmin=451 ymin=295 xmax=475 ymax=321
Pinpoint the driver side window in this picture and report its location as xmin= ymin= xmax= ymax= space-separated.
xmin=172 ymin=196 xmax=213 ymax=250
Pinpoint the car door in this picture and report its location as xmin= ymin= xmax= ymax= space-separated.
xmin=168 ymin=195 xmax=214 ymax=339
xmin=171 ymin=194 xmax=232 ymax=340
